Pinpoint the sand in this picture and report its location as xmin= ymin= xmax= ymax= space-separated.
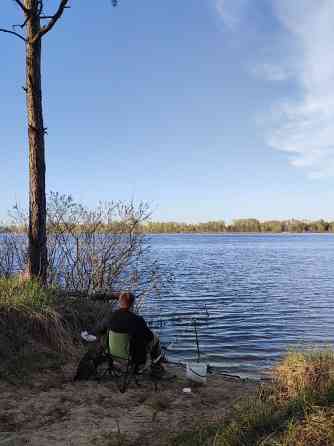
xmin=0 ymin=363 xmax=257 ymax=446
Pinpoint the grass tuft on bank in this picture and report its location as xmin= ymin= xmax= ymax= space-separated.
xmin=0 ymin=277 xmax=73 ymax=382
xmin=0 ymin=276 xmax=55 ymax=309
xmin=0 ymin=277 xmax=110 ymax=382
xmin=170 ymin=349 xmax=334 ymax=446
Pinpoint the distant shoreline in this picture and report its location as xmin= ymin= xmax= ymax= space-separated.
xmin=145 ymin=231 xmax=334 ymax=235
xmin=1 ymin=231 xmax=334 ymax=236
xmin=2 ymin=218 xmax=334 ymax=235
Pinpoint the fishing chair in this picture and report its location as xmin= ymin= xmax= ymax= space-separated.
xmin=98 ymin=330 xmax=141 ymax=393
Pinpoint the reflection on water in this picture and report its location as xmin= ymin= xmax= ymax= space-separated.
xmin=142 ymin=234 xmax=334 ymax=378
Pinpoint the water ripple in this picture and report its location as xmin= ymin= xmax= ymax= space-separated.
xmin=142 ymin=234 xmax=334 ymax=378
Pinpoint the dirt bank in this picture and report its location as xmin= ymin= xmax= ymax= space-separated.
xmin=0 ymin=364 xmax=257 ymax=446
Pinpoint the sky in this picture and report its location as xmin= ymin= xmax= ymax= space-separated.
xmin=1 ymin=0 xmax=334 ymax=223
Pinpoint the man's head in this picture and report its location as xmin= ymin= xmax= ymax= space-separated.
xmin=118 ymin=291 xmax=135 ymax=310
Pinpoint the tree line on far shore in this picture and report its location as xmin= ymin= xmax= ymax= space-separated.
xmin=2 ymin=218 xmax=334 ymax=234
xmin=141 ymin=219 xmax=334 ymax=233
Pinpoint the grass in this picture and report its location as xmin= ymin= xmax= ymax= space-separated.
xmin=169 ymin=349 xmax=334 ymax=446
xmin=0 ymin=277 xmax=113 ymax=383
xmin=1 ymin=278 xmax=334 ymax=445
xmin=273 ymin=348 xmax=334 ymax=399
xmin=0 ymin=277 xmax=74 ymax=382
xmin=0 ymin=276 xmax=72 ymax=352
xmin=0 ymin=275 xmax=55 ymax=309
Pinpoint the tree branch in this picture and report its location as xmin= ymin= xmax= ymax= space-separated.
xmin=13 ymin=16 xmax=30 ymax=30
xmin=13 ymin=0 xmax=29 ymax=14
xmin=37 ymin=1 xmax=44 ymax=17
xmin=30 ymin=0 xmax=70 ymax=44
xmin=54 ymin=290 xmax=122 ymax=301
xmin=0 ymin=28 xmax=26 ymax=42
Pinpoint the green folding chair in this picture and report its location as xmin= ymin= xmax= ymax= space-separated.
xmin=100 ymin=330 xmax=139 ymax=393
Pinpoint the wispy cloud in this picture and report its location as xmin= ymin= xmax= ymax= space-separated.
xmin=216 ymin=0 xmax=334 ymax=178
xmin=251 ymin=63 xmax=291 ymax=82
xmin=215 ymin=0 xmax=248 ymax=29
xmin=269 ymin=0 xmax=334 ymax=178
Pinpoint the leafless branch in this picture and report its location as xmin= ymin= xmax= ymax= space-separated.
xmin=30 ymin=0 xmax=70 ymax=44
xmin=55 ymin=290 xmax=121 ymax=301
xmin=13 ymin=0 xmax=29 ymax=14
xmin=1 ymin=193 xmax=169 ymax=302
xmin=37 ymin=1 xmax=44 ymax=17
xmin=0 ymin=28 xmax=26 ymax=42
xmin=12 ymin=16 xmax=30 ymax=30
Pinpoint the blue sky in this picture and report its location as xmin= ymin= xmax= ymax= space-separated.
xmin=1 ymin=0 xmax=333 ymax=223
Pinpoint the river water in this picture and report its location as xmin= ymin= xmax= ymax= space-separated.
xmin=142 ymin=234 xmax=334 ymax=378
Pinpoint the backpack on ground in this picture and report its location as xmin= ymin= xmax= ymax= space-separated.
xmin=73 ymin=351 xmax=103 ymax=381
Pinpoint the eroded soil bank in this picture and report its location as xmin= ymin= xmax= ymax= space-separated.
xmin=0 ymin=364 xmax=257 ymax=446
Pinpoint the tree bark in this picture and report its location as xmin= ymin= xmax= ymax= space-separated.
xmin=25 ymin=0 xmax=47 ymax=283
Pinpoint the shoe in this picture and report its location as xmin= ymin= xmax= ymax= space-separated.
xmin=150 ymin=363 xmax=165 ymax=379
xmin=151 ymin=353 xmax=163 ymax=365
xmin=136 ymin=355 xmax=151 ymax=374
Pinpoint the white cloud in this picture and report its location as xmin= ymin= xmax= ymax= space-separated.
xmin=216 ymin=0 xmax=334 ymax=178
xmin=267 ymin=0 xmax=334 ymax=178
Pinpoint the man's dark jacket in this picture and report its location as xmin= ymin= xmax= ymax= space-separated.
xmin=95 ymin=308 xmax=153 ymax=365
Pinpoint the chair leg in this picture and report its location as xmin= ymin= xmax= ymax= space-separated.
xmin=120 ymin=373 xmax=130 ymax=393
xmin=119 ymin=360 xmax=130 ymax=393
xmin=119 ymin=363 xmax=140 ymax=393
xmin=96 ymin=356 xmax=138 ymax=393
xmin=96 ymin=356 xmax=114 ymax=382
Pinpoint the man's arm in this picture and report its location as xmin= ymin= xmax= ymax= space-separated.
xmin=134 ymin=315 xmax=154 ymax=343
xmin=92 ymin=311 xmax=113 ymax=336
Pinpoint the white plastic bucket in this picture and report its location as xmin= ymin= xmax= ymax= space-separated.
xmin=186 ymin=362 xmax=207 ymax=384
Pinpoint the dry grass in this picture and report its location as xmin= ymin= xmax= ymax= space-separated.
xmin=273 ymin=407 xmax=334 ymax=446
xmin=0 ymin=277 xmax=76 ymax=382
xmin=55 ymin=294 xmax=112 ymax=336
xmin=0 ymin=277 xmax=73 ymax=353
xmin=170 ymin=349 xmax=334 ymax=446
xmin=1 ymin=282 xmax=334 ymax=446
xmin=0 ymin=277 xmax=115 ymax=383
xmin=272 ymin=349 xmax=334 ymax=400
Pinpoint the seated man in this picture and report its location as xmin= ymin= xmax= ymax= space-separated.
xmin=93 ymin=291 xmax=163 ymax=373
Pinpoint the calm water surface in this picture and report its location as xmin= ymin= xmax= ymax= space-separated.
xmin=142 ymin=234 xmax=334 ymax=379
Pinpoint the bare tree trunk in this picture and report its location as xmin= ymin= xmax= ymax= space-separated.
xmin=25 ymin=0 xmax=47 ymax=283
xmin=2 ymin=0 xmax=106 ymax=283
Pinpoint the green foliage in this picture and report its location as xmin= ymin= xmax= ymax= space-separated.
xmin=3 ymin=216 xmax=334 ymax=234
xmin=142 ymin=220 xmax=227 ymax=234
xmin=261 ymin=220 xmax=284 ymax=233
xmin=0 ymin=276 xmax=55 ymax=310
xmin=168 ymin=424 xmax=219 ymax=446
xmin=0 ymin=225 xmax=12 ymax=233
xmin=229 ymin=218 xmax=261 ymax=232
xmin=140 ymin=219 xmax=334 ymax=233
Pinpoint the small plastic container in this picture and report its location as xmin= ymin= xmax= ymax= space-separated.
xmin=81 ymin=331 xmax=97 ymax=342
xmin=186 ymin=362 xmax=207 ymax=384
